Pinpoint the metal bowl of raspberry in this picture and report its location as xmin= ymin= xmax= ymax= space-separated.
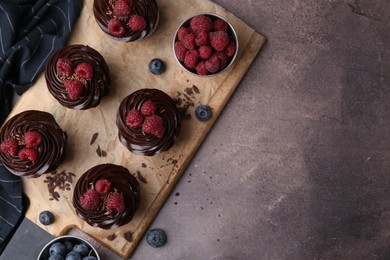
xmin=173 ymin=13 xmax=239 ymax=77
xmin=37 ymin=235 xmax=100 ymax=260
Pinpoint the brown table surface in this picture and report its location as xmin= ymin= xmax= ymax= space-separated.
xmin=2 ymin=0 xmax=390 ymax=259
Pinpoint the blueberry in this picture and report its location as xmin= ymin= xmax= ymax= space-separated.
xmin=146 ymin=228 xmax=167 ymax=248
xmin=73 ymin=243 xmax=89 ymax=257
xmin=194 ymin=105 xmax=212 ymax=121
xmin=39 ymin=210 xmax=55 ymax=225
xmin=49 ymin=242 xmax=67 ymax=257
xmin=65 ymin=251 xmax=81 ymax=260
xmin=64 ymin=241 xmax=73 ymax=252
xmin=82 ymin=257 xmax=97 ymax=260
xmin=149 ymin=58 xmax=165 ymax=75
xmin=48 ymin=255 xmax=64 ymax=260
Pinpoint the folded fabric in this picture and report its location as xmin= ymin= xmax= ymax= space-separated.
xmin=0 ymin=0 xmax=82 ymax=248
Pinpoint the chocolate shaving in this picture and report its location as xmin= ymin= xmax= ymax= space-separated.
xmin=107 ymin=233 xmax=117 ymax=241
xmin=90 ymin=133 xmax=98 ymax=145
xmin=124 ymin=231 xmax=133 ymax=242
xmin=136 ymin=171 xmax=147 ymax=183
xmin=141 ymin=163 xmax=147 ymax=168
xmin=192 ymin=85 xmax=200 ymax=94
xmin=44 ymin=170 xmax=75 ymax=201
xmin=101 ymin=149 xmax=107 ymax=157
xmin=96 ymin=145 xmax=102 ymax=157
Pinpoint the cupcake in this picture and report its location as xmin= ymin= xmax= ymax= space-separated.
xmin=72 ymin=164 xmax=140 ymax=229
xmin=116 ymin=88 xmax=181 ymax=156
xmin=93 ymin=0 xmax=159 ymax=42
xmin=45 ymin=44 xmax=110 ymax=109
xmin=0 ymin=110 xmax=67 ymax=178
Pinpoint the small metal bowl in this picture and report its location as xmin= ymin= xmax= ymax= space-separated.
xmin=37 ymin=235 xmax=100 ymax=260
xmin=173 ymin=13 xmax=239 ymax=77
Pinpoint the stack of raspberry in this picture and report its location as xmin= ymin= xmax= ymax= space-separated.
xmin=174 ymin=14 xmax=237 ymax=75
xmin=0 ymin=131 xmax=42 ymax=162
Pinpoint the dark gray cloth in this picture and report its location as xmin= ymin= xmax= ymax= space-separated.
xmin=0 ymin=0 xmax=82 ymax=248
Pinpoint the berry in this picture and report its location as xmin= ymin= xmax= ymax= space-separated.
xmin=24 ymin=131 xmax=42 ymax=147
xmin=225 ymin=40 xmax=236 ymax=57
xmin=56 ymin=58 xmax=73 ymax=78
xmin=0 ymin=139 xmax=18 ymax=156
xmin=112 ymin=0 xmax=131 ymax=16
xmin=174 ymin=41 xmax=187 ymax=61
xmin=106 ymin=192 xmax=125 ymax=213
xmin=125 ymin=109 xmax=144 ymax=129
xmin=142 ymin=114 xmax=164 ymax=138
xmin=73 ymin=243 xmax=89 ymax=257
xmin=198 ymin=45 xmax=213 ymax=60
xmin=49 ymin=255 xmax=64 ymax=260
xmin=95 ymin=179 xmax=111 ymax=194
xmin=184 ymin=50 xmax=199 ymax=69
xmin=149 ymin=58 xmax=165 ymax=75
xmin=177 ymin=26 xmax=191 ymax=42
xmin=195 ymin=61 xmax=208 ymax=76
xmin=80 ymin=189 xmax=101 ymax=211
xmin=141 ymin=100 xmax=157 ymax=116
xmin=209 ymin=31 xmax=230 ymax=51
xmin=190 ymin=15 xmax=213 ymax=34
xmin=182 ymin=32 xmax=196 ymax=50
xmin=205 ymin=54 xmax=220 ymax=73
xmin=195 ymin=105 xmax=212 ymax=121
xmin=216 ymin=51 xmax=228 ymax=69
xmin=128 ymin=15 xmax=146 ymax=31
xmin=75 ymin=63 xmax=93 ymax=80
xmin=146 ymin=228 xmax=167 ymax=248
xmin=195 ymin=31 xmax=209 ymax=46
xmin=64 ymin=241 xmax=74 ymax=252
xmin=82 ymin=257 xmax=97 ymax=260
xmin=64 ymin=80 xmax=84 ymax=100
xmin=39 ymin=210 xmax=55 ymax=225
xmin=108 ymin=18 xmax=125 ymax=37
xmin=18 ymin=147 xmax=38 ymax=162
xmin=49 ymin=242 xmax=68 ymax=257
xmin=65 ymin=251 xmax=81 ymax=260
xmin=213 ymin=18 xmax=228 ymax=32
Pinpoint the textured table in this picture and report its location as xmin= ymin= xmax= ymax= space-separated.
xmin=2 ymin=0 xmax=390 ymax=259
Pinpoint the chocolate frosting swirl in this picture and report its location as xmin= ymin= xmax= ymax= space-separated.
xmin=93 ymin=0 xmax=159 ymax=42
xmin=45 ymin=44 xmax=110 ymax=109
xmin=116 ymin=88 xmax=181 ymax=156
xmin=73 ymin=164 xmax=140 ymax=229
xmin=0 ymin=110 xmax=67 ymax=178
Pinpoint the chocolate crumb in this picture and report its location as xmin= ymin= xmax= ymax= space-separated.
xmin=200 ymin=206 xmax=204 ymax=210
xmin=174 ymin=202 xmax=178 ymax=205
xmin=175 ymin=192 xmax=180 ymax=196
xmin=96 ymin=145 xmax=102 ymax=157
xmin=90 ymin=133 xmax=98 ymax=145
xmin=107 ymin=233 xmax=117 ymax=241
xmin=137 ymin=171 xmax=147 ymax=184
xmin=124 ymin=231 xmax=133 ymax=242
xmin=141 ymin=163 xmax=147 ymax=168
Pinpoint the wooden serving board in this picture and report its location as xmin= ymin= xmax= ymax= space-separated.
xmin=8 ymin=0 xmax=265 ymax=258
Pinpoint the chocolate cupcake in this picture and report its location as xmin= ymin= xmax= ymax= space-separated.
xmin=45 ymin=44 xmax=110 ymax=109
xmin=116 ymin=88 xmax=181 ymax=156
xmin=93 ymin=0 xmax=159 ymax=42
xmin=0 ymin=110 xmax=67 ymax=178
xmin=72 ymin=164 xmax=140 ymax=229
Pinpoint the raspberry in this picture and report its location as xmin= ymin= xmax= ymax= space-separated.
xmin=190 ymin=15 xmax=213 ymax=34
xmin=80 ymin=189 xmax=101 ymax=211
xmin=142 ymin=114 xmax=164 ymax=138
xmin=213 ymin=19 xmax=228 ymax=32
xmin=108 ymin=18 xmax=125 ymax=37
xmin=199 ymin=45 xmax=213 ymax=59
xmin=106 ymin=192 xmax=125 ymax=213
xmin=0 ymin=139 xmax=18 ymax=156
xmin=205 ymin=54 xmax=220 ymax=73
xmin=112 ymin=0 xmax=131 ymax=16
xmin=195 ymin=31 xmax=209 ymax=46
xmin=18 ymin=147 xmax=38 ymax=162
xmin=184 ymin=50 xmax=199 ymax=69
xmin=216 ymin=52 xmax=228 ymax=69
xmin=56 ymin=58 xmax=73 ymax=78
xmin=195 ymin=61 xmax=208 ymax=75
xmin=24 ymin=131 xmax=42 ymax=147
xmin=126 ymin=109 xmax=144 ymax=129
xmin=225 ymin=40 xmax=236 ymax=57
xmin=95 ymin=179 xmax=111 ymax=194
xmin=141 ymin=100 xmax=157 ymax=116
xmin=177 ymin=26 xmax=191 ymax=42
xmin=64 ymin=80 xmax=84 ymax=100
xmin=174 ymin=41 xmax=187 ymax=61
xmin=128 ymin=14 xmax=146 ymax=31
xmin=209 ymin=31 xmax=230 ymax=51
xmin=182 ymin=32 xmax=196 ymax=50
xmin=75 ymin=63 xmax=93 ymax=80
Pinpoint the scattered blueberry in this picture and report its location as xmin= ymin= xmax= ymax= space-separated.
xmin=149 ymin=58 xmax=165 ymax=75
xmin=49 ymin=242 xmax=68 ymax=257
xmin=64 ymin=241 xmax=74 ymax=252
xmin=73 ymin=243 xmax=89 ymax=257
xmin=146 ymin=228 xmax=167 ymax=248
xmin=49 ymin=255 xmax=64 ymax=260
xmin=65 ymin=250 xmax=81 ymax=260
xmin=39 ymin=210 xmax=55 ymax=225
xmin=82 ymin=257 xmax=97 ymax=260
xmin=194 ymin=105 xmax=212 ymax=121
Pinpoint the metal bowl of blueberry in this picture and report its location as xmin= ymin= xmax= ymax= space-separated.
xmin=37 ymin=235 xmax=100 ymax=260
xmin=173 ymin=13 xmax=239 ymax=77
